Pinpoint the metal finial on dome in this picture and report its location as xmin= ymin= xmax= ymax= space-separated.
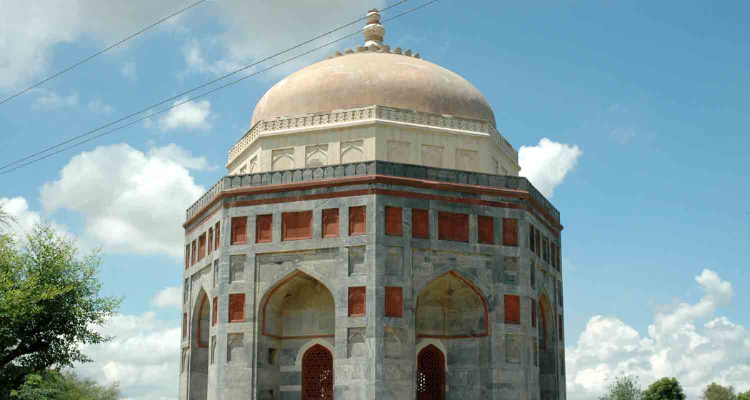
xmin=363 ymin=8 xmax=385 ymax=49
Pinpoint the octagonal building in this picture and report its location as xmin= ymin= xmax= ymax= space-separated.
xmin=180 ymin=9 xmax=566 ymax=400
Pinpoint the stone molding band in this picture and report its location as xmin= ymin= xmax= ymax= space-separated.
xmin=184 ymin=163 xmax=562 ymax=235
xmin=227 ymin=105 xmax=518 ymax=166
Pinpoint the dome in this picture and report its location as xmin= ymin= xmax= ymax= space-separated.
xmin=251 ymin=51 xmax=496 ymax=128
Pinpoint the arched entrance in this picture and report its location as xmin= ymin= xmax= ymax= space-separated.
xmin=259 ymin=271 xmax=336 ymax=398
xmin=189 ymin=289 xmax=209 ymax=400
xmin=538 ymin=292 xmax=558 ymax=400
xmin=538 ymin=293 xmax=554 ymax=374
xmin=302 ymin=344 xmax=334 ymax=399
xmin=416 ymin=345 xmax=445 ymax=400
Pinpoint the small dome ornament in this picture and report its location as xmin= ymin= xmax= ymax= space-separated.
xmin=363 ymin=9 xmax=385 ymax=49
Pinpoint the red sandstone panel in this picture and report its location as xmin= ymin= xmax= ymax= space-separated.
xmin=385 ymin=287 xmax=403 ymax=317
xmin=478 ymin=216 xmax=494 ymax=244
xmin=185 ymin=245 xmax=190 ymax=270
xmin=503 ymin=218 xmax=518 ymax=247
xmin=214 ymin=222 xmax=220 ymax=249
xmin=504 ymin=294 xmax=520 ymax=324
xmin=282 ymin=211 xmax=313 ymax=241
xmin=454 ymin=213 xmax=469 ymax=242
xmin=208 ymin=228 xmax=213 ymax=254
xmin=212 ymin=297 xmax=217 ymax=326
xmin=229 ymin=294 xmax=245 ymax=323
xmin=191 ymin=240 xmax=196 ymax=265
xmin=551 ymin=244 xmax=556 ymax=268
xmin=231 ymin=217 xmax=248 ymax=245
xmin=255 ymin=215 xmax=272 ymax=243
xmin=531 ymin=299 xmax=537 ymax=328
xmin=348 ymin=286 xmax=366 ymax=316
xmin=198 ymin=233 xmax=206 ymax=260
xmin=322 ymin=208 xmax=339 ymax=238
xmin=412 ymin=209 xmax=429 ymax=239
xmin=385 ymin=206 xmax=403 ymax=236
xmin=438 ymin=212 xmax=469 ymax=242
xmin=349 ymin=206 xmax=366 ymax=236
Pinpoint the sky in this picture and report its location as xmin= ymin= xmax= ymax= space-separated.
xmin=1 ymin=0 xmax=749 ymax=399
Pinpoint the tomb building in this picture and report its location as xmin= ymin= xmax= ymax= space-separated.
xmin=180 ymin=9 xmax=565 ymax=400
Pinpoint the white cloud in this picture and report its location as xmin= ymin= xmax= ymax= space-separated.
xmin=180 ymin=0 xmax=388 ymax=79
xmin=0 ymin=1 xmax=185 ymax=91
xmin=148 ymin=143 xmax=216 ymax=171
xmin=40 ymin=143 xmax=207 ymax=260
xmin=121 ymin=61 xmax=137 ymax=82
xmin=152 ymin=286 xmax=182 ymax=309
xmin=75 ymin=311 xmax=180 ymax=400
xmin=32 ymin=89 xmax=79 ymax=109
xmin=158 ymin=97 xmax=213 ymax=133
xmin=566 ymin=269 xmax=750 ymax=400
xmin=0 ymin=196 xmax=70 ymax=239
xmin=519 ymin=138 xmax=582 ymax=198
xmin=88 ymin=99 xmax=114 ymax=115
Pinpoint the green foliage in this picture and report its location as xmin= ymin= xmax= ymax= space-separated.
xmin=11 ymin=370 xmax=120 ymax=400
xmin=0 ymin=224 xmax=121 ymax=397
xmin=599 ymin=372 xmax=643 ymax=400
xmin=737 ymin=390 xmax=750 ymax=400
xmin=643 ymin=377 xmax=686 ymax=400
xmin=701 ymin=383 xmax=737 ymax=400
xmin=0 ymin=201 xmax=16 ymax=233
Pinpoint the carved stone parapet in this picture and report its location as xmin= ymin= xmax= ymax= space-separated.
xmin=226 ymin=105 xmax=517 ymax=167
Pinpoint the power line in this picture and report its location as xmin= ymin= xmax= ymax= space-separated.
xmin=0 ymin=0 xmax=410 ymax=173
xmin=0 ymin=0 xmax=208 ymax=107
xmin=0 ymin=1 xmax=438 ymax=176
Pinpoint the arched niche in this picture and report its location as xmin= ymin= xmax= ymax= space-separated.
xmin=416 ymin=271 xmax=488 ymax=338
xmin=538 ymin=292 xmax=555 ymax=376
xmin=189 ymin=288 xmax=210 ymax=400
xmin=262 ymin=271 xmax=335 ymax=339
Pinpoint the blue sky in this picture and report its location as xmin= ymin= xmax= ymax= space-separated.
xmin=1 ymin=1 xmax=748 ymax=399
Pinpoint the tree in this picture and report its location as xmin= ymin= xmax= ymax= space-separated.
xmin=643 ymin=377 xmax=686 ymax=400
xmin=701 ymin=383 xmax=737 ymax=400
xmin=0 ymin=224 xmax=121 ymax=397
xmin=11 ymin=370 xmax=120 ymax=400
xmin=600 ymin=372 xmax=643 ymax=400
xmin=737 ymin=391 xmax=750 ymax=400
xmin=0 ymin=200 xmax=16 ymax=233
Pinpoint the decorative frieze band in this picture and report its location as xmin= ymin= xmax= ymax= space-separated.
xmin=185 ymin=160 xmax=560 ymax=231
xmin=227 ymin=105 xmax=518 ymax=166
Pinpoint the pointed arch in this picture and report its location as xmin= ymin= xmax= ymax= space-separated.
xmin=415 ymin=271 xmax=489 ymax=339
xmin=413 ymin=266 xmax=492 ymax=303
xmin=538 ymin=292 xmax=552 ymax=351
xmin=194 ymin=288 xmax=210 ymax=348
xmin=537 ymin=290 xmax=557 ymax=379
xmin=415 ymin=339 xmax=449 ymax=371
xmin=261 ymin=270 xmax=335 ymax=339
xmin=294 ymin=338 xmax=335 ymax=368
xmin=417 ymin=344 xmax=445 ymax=400
xmin=301 ymin=344 xmax=334 ymax=399
xmin=189 ymin=287 xmax=210 ymax=400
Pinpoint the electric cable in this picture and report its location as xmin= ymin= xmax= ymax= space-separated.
xmin=0 ymin=1 xmax=438 ymax=176
xmin=0 ymin=0 xmax=208 ymax=106
xmin=0 ymin=0 xmax=410 ymax=173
